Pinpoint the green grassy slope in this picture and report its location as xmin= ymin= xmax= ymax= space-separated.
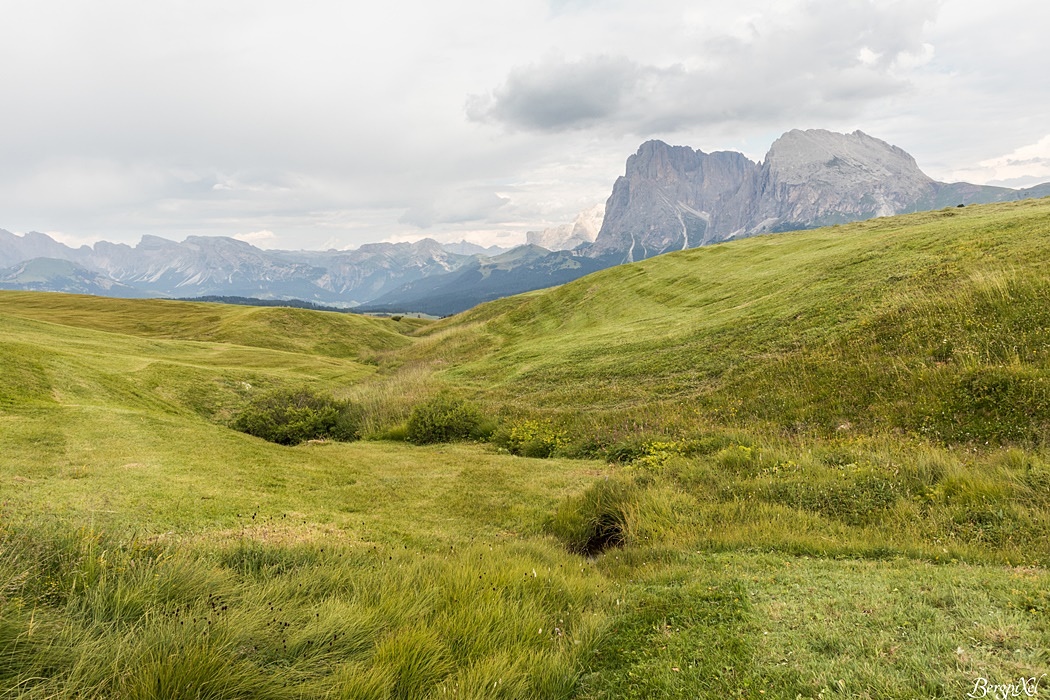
xmin=0 ymin=315 xmax=378 ymax=427
xmin=0 ymin=292 xmax=418 ymax=359
xmin=2 ymin=204 xmax=1049 ymax=698
xmin=410 ymin=199 xmax=1050 ymax=443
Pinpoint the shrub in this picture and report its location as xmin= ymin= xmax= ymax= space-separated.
xmin=231 ymin=387 xmax=361 ymax=445
xmin=405 ymin=394 xmax=490 ymax=445
xmin=494 ymin=419 xmax=567 ymax=458
xmin=634 ymin=440 xmax=687 ymax=470
xmin=934 ymin=366 xmax=1050 ymax=443
xmin=602 ymin=440 xmax=648 ymax=465
xmin=556 ymin=435 xmax=608 ymax=460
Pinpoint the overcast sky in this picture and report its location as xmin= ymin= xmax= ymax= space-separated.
xmin=2 ymin=0 xmax=1048 ymax=250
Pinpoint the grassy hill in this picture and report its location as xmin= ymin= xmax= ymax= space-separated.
xmin=1 ymin=201 xmax=1049 ymax=698
xmin=404 ymin=199 xmax=1050 ymax=444
xmin=0 ymin=292 xmax=423 ymax=359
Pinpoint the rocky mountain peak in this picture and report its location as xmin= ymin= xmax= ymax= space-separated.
xmin=587 ymin=139 xmax=756 ymax=260
xmin=764 ymin=129 xmax=931 ymax=187
xmin=753 ymin=129 xmax=938 ymax=227
xmin=588 ymin=129 xmax=1046 ymax=263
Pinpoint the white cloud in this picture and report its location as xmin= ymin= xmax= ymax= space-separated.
xmin=42 ymin=230 xmax=106 ymax=249
xmin=399 ymin=190 xmax=511 ymax=229
xmin=5 ymin=159 xmax=165 ymax=210
xmin=233 ymin=229 xmax=279 ymax=247
xmin=891 ymin=42 xmax=935 ymax=70
xmin=857 ymin=47 xmax=883 ymax=66
xmin=945 ymin=135 xmax=1050 ymax=186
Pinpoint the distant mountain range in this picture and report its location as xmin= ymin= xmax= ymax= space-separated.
xmin=355 ymin=245 xmax=608 ymax=316
xmin=0 ymin=257 xmax=148 ymax=298
xmin=4 ymin=129 xmax=1049 ymax=315
xmin=0 ymin=233 xmax=507 ymax=307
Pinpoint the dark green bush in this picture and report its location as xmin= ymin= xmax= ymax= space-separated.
xmin=405 ymin=394 xmax=491 ymax=445
xmin=231 ymin=387 xmax=361 ymax=445
xmin=556 ymin=436 xmax=608 ymax=460
xmin=602 ymin=440 xmax=647 ymax=465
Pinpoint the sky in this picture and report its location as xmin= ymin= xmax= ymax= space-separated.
xmin=2 ymin=0 xmax=1048 ymax=251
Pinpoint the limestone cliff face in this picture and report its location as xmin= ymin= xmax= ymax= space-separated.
xmin=589 ymin=129 xmax=1049 ymax=263
xmin=750 ymin=129 xmax=938 ymax=231
xmin=587 ymin=141 xmax=754 ymax=261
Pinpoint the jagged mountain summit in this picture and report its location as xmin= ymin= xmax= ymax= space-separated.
xmin=587 ymin=129 xmax=1050 ymax=262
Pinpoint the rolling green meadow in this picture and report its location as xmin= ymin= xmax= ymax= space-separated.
xmin=2 ymin=199 xmax=1050 ymax=698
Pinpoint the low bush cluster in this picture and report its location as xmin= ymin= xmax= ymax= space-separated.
xmin=405 ymin=393 xmax=493 ymax=445
xmin=493 ymin=419 xmax=567 ymax=458
xmin=231 ymin=387 xmax=361 ymax=445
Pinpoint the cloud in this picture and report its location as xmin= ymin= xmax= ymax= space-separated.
xmin=945 ymin=135 xmax=1050 ymax=187
xmin=1 ymin=0 xmax=1047 ymax=251
xmin=469 ymin=0 xmax=940 ymax=135
xmin=233 ymin=229 xmax=279 ymax=247
xmin=467 ymin=55 xmax=640 ymax=131
xmin=41 ymin=230 xmax=106 ymax=249
xmin=399 ymin=189 xmax=511 ymax=229
xmin=3 ymin=158 xmax=167 ymax=210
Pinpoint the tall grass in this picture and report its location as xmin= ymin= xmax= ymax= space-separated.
xmin=343 ymin=366 xmax=442 ymax=437
xmin=0 ymin=518 xmax=604 ymax=699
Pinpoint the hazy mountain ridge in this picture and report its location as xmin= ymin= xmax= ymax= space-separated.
xmin=0 ymin=257 xmax=148 ymax=297
xmin=357 ymin=245 xmax=607 ymax=317
xmin=0 ymin=233 xmax=493 ymax=306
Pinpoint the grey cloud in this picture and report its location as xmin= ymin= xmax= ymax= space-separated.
xmin=467 ymin=55 xmax=640 ymax=131
xmin=470 ymin=0 xmax=939 ymax=135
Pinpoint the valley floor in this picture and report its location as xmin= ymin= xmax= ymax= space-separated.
xmin=2 ymin=409 xmax=1047 ymax=698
